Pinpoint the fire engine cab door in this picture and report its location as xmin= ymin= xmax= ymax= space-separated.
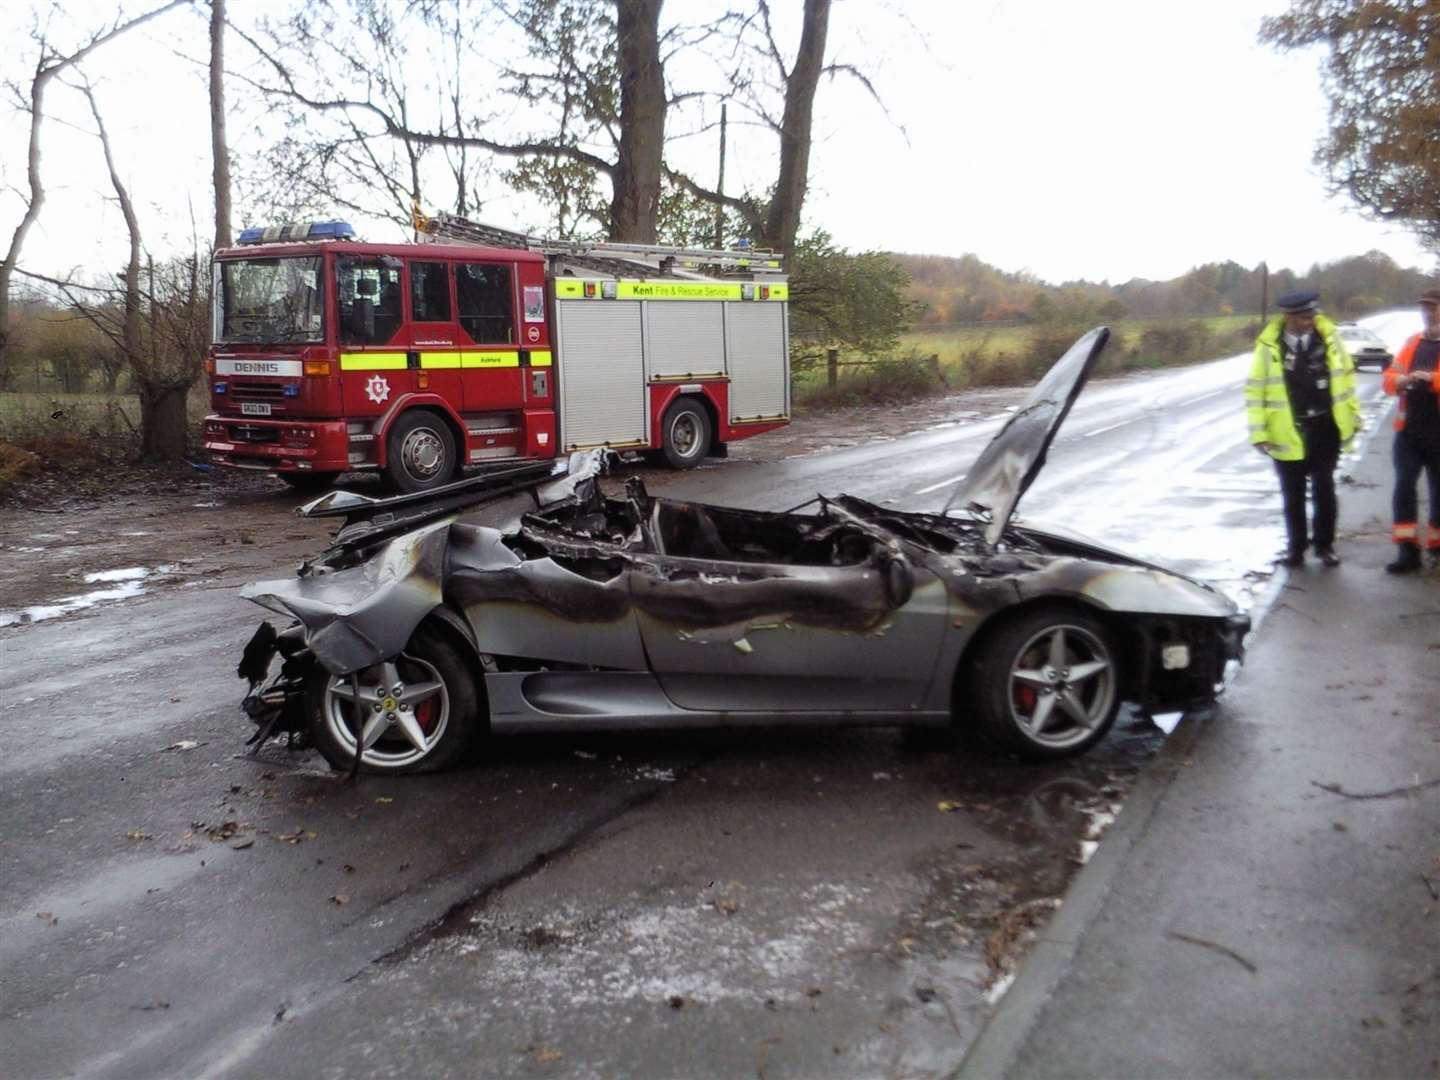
xmin=553 ymin=300 xmax=647 ymax=450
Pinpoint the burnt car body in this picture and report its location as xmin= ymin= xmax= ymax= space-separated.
xmin=237 ymin=329 xmax=1249 ymax=772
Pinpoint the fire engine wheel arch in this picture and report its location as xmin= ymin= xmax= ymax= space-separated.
xmin=658 ymin=395 xmax=715 ymax=470
xmin=305 ymin=620 xmax=483 ymax=774
xmin=384 ymin=408 xmax=460 ymax=493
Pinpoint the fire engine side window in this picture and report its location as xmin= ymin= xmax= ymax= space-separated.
xmin=456 ymin=263 xmax=514 ymax=344
xmin=336 ymin=256 xmax=403 ymax=345
xmin=409 ymin=261 xmax=452 ymax=322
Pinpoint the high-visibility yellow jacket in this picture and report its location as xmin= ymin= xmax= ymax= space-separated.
xmin=1246 ymin=314 xmax=1360 ymax=460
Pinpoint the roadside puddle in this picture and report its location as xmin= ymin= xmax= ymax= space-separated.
xmin=0 ymin=564 xmax=180 ymax=627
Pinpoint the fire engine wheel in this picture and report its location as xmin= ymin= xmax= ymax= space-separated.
xmin=966 ymin=605 xmax=1119 ymax=760
xmin=307 ymin=625 xmax=480 ymax=775
xmin=385 ymin=410 xmax=457 ymax=493
xmin=659 ymin=398 xmax=712 ymax=470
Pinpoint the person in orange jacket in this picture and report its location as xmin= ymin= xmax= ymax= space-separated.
xmin=1382 ymin=287 xmax=1440 ymax=573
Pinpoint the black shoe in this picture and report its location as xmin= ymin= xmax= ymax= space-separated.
xmin=1278 ymin=549 xmax=1305 ymax=568
xmin=1316 ymin=547 xmax=1340 ymax=567
xmin=1385 ymin=543 xmax=1421 ymax=574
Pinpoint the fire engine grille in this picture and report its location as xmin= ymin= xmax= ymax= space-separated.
xmin=231 ymin=381 xmax=287 ymax=400
xmin=226 ymin=423 xmax=280 ymax=444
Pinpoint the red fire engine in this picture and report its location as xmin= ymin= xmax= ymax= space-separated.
xmin=202 ymin=215 xmax=791 ymax=491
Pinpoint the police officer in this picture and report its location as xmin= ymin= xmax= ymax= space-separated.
xmin=1246 ymin=290 xmax=1361 ymax=567
xmin=1382 ymin=286 xmax=1440 ymax=574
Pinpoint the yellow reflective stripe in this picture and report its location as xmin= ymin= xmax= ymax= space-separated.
xmin=339 ymin=352 xmax=407 ymax=371
xmin=462 ymin=350 xmax=519 ymax=368
xmin=530 ymin=349 xmax=553 ymax=367
xmin=419 ymin=352 xmax=462 ymax=369
xmin=764 ymin=283 xmax=788 ymax=300
xmin=555 ymin=281 xmax=584 ymax=298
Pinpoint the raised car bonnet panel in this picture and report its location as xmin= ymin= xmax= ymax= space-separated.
xmin=948 ymin=327 xmax=1110 ymax=545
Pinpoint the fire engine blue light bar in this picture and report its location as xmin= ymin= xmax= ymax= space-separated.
xmin=236 ymin=221 xmax=356 ymax=245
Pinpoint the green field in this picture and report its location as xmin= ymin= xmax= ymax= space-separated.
xmin=793 ymin=315 xmax=1259 ymax=405
xmin=0 ymin=386 xmax=212 ymax=444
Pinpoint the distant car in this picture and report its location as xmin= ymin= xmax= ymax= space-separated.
xmin=235 ymin=329 xmax=1250 ymax=773
xmin=1336 ymin=323 xmax=1392 ymax=369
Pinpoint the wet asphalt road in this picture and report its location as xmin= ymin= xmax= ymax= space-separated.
xmin=0 ymin=327 xmax=1408 ymax=1078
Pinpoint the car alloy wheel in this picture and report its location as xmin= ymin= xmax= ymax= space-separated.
xmin=1006 ymin=623 xmax=1116 ymax=749
xmin=321 ymin=654 xmax=451 ymax=771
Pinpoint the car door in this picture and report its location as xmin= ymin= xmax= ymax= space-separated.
xmin=629 ymin=543 xmax=950 ymax=714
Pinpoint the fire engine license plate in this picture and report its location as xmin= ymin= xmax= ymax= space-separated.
xmin=241 ymin=403 xmax=272 ymax=417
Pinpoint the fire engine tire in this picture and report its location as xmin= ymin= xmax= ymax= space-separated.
xmin=384 ymin=410 xmax=457 ymax=492
xmin=659 ymin=398 xmax=712 ymax=470
xmin=963 ymin=605 xmax=1119 ymax=760
xmin=279 ymin=472 xmax=340 ymax=492
xmin=306 ymin=623 xmax=481 ymax=775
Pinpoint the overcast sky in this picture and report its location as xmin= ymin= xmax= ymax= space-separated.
xmin=3 ymin=0 xmax=1435 ymax=287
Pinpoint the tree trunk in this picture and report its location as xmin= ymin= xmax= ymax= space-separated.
xmin=0 ymin=0 xmax=190 ymax=379
xmin=760 ymin=0 xmax=829 ymax=255
xmin=138 ymin=382 xmax=190 ymax=460
xmin=210 ymin=0 xmax=232 ymax=249
xmin=0 ymin=66 xmax=51 ymax=383
xmin=609 ymin=0 xmax=665 ymax=243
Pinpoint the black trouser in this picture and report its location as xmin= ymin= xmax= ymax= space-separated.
xmin=1273 ymin=414 xmax=1339 ymax=553
xmin=1391 ymin=430 xmax=1440 ymax=543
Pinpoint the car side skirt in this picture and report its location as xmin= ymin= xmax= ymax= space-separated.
xmin=484 ymin=671 xmax=952 ymax=732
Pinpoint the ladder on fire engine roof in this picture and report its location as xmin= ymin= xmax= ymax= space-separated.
xmin=420 ymin=211 xmax=785 ymax=280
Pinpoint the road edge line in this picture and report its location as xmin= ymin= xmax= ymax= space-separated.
xmin=949 ymin=708 xmax=1208 ymax=1079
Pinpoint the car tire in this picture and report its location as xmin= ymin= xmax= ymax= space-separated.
xmin=384 ymin=410 xmax=457 ymax=492
xmin=658 ymin=397 xmax=712 ymax=470
xmin=965 ymin=605 xmax=1119 ymax=760
xmin=306 ymin=623 xmax=482 ymax=775
xmin=279 ymin=471 xmax=340 ymax=493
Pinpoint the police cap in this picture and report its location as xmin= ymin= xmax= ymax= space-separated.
xmin=1419 ymin=287 xmax=1440 ymax=307
xmin=1275 ymin=290 xmax=1320 ymax=314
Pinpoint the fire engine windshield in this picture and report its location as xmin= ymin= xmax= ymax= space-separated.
xmin=216 ymin=256 xmax=324 ymax=343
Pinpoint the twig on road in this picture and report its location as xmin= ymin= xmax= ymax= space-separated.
xmin=1421 ymin=874 xmax=1439 ymax=902
xmin=1311 ymin=778 xmax=1440 ymax=800
xmin=1166 ymin=930 xmax=1258 ymax=974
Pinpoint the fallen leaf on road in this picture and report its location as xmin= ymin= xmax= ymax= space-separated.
xmin=231 ymin=838 xmax=254 ymax=850
xmin=207 ymin=821 xmax=240 ymax=842
xmin=375 ymin=797 xmax=393 ymax=805
xmin=36 ymin=912 xmax=58 ymax=926
xmin=533 ymin=1047 xmax=563 ymax=1064
xmin=274 ymin=831 xmax=306 ymax=844
xmin=126 ymin=830 xmax=152 ymax=841
xmin=937 ymin=801 xmax=963 ymax=812
xmin=164 ymin=739 xmax=202 ymax=751
xmin=712 ymin=898 xmax=739 ymax=916
xmin=329 ymin=894 xmax=349 ymax=906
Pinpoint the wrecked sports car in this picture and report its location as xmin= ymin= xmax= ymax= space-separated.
xmin=237 ymin=328 xmax=1249 ymax=773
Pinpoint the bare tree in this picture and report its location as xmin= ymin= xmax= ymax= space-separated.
xmin=232 ymin=0 xmax=670 ymax=241
xmin=668 ymin=0 xmax=894 ymax=255
xmin=0 ymin=1 xmax=192 ymax=382
xmin=210 ymin=0 xmax=232 ymax=248
xmin=43 ymin=78 xmax=206 ymax=460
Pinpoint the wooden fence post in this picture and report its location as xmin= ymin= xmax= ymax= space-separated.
xmin=927 ymin=353 xmax=945 ymax=386
xmin=827 ymin=348 xmax=838 ymax=390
